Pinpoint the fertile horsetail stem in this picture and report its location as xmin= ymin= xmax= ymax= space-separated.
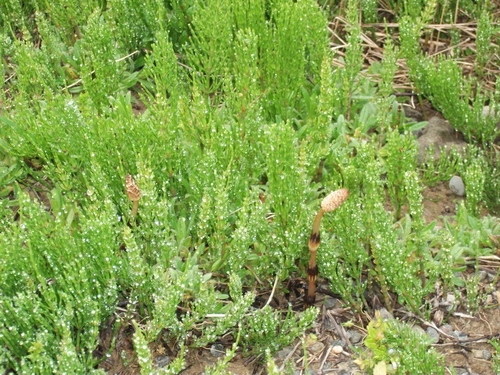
xmin=305 ymin=188 xmax=349 ymax=306
xmin=126 ymin=174 xmax=141 ymax=218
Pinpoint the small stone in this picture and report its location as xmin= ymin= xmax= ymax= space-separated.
xmin=275 ymin=347 xmax=293 ymax=360
xmin=449 ymin=176 xmax=465 ymax=197
xmin=472 ymin=349 xmax=483 ymax=359
xmin=478 ymin=270 xmax=489 ymax=282
xmin=323 ymin=318 xmax=335 ymax=332
xmin=453 ymin=367 xmax=468 ymax=375
xmin=441 ymin=324 xmax=453 ymax=335
xmin=412 ymin=325 xmax=426 ymax=335
xmin=483 ymin=105 xmax=499 ymax=122
xmin=404 ymin=106 xmax=425 ymax=124
xmin=433 ymin=310 xmax=444 ymax=326
xmin=322 ymin=361 xmax=333 ymax=370
xmin=426 ymin=326 xmax=440 ymax=343
xmin=154 ymin=355 xmax=170 ymax=368
xmin=332 ymin=345 xmax=343 ymax=354
xmin=453 ymin=330 xmax=468 ymax=341
xmin=210 ymin=343 xmax=224 ymax=357
xmin=482 ymin=350 xmax=492 ymax=360
xmin=346 ymin=329 xmax=363 ymax=344
xmin=486 ymin=294 xmax=493 ymax=305
xmin=378 ymin=308 xmax=394 ymax=321
xmin=309 ymin=341 xmax=325 ymax=354
xmin=446 ymin=293 xmax=456 ymax=304
xmin=324 ymin=296 xmax=340 ymax=309
xmin=331 ymin=339 xmax=345 ymax=348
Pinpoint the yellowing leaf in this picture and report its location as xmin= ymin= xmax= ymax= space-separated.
xmin=373 ymin=360 xmax=387 ymax=375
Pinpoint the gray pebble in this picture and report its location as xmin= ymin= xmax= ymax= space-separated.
xmin=412 ymin=325 xmax=426 ymax=335
xmin=482 ymin=349 xmax=492 ymax=360
xmin=453 ymin=330 xmax=468 ymax=341
xmin=440 ymin=324 xmax=453 ymax=335
xmin=322 ymin=361 xmax=334 ymax=370
xmin=154 ymin=355 xmax=170 ymax=368
xmin=378 ymin=308 xmax=394 ymax=321
xmin=426 ymin=326 xmax=440 ymax=343
xmin=453 ymin=368 xmax=469 ymax=375
xmin=346 ymin=329 xmax=363 ymax=344
xmin=331 ymin=339 xmax=345 ymax=348
xmin=449 ymin=176 xmax=465 ymax=196
xmin=275 ymin=347 xmax=293 ymax=359
xmin=210 ymin=343 xmax=224 ymax=357
xmin=324 ymin=296 xmax=340 ymax=309
xmin=478 ymin=270 xmax=489 ymax=282
xmin=323 ymin=318 xmax=335 ymax=331
xmin=472 ymin=349 xmax=483 ymax=359
xmin=309 ymin=341 xmax=325 ymax=354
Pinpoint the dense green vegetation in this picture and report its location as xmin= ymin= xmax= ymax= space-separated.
xmin=1 ymin=0 xmax=499 ymax=373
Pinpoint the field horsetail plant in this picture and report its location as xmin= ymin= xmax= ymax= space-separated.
xmin=126 ymin=174 xmax=141 ymax=218
xmin=306 ymin=188 xmax=350 ymax=306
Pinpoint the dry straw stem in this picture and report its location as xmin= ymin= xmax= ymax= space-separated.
xmin=329 ymin=15 xmax=500 ymax=93
xmin=306 ymin=188 xmax=350 ymax=306
xmin=126 ymin=174 xmax=141 ymax=217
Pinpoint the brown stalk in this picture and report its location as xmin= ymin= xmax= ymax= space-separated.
xmin=305 ymin=188 xmax=349 ymax=307
xmin=126 ymin=174 xmax=141 ymax=218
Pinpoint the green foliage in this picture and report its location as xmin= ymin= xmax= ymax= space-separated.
xmin=186 ymin=0 xmax=328 ymax=120
xmin=398 ymin=0 xmax=500 ymax=144
xmin=241 ymin=307 xmax=318 ymax=356
xmin=105 ymin=0 xmax=161 ymax=51
xmin=79 ymin=10 xmax=128 ymax=111
xmin=1 ymin=0 xmax=500 ymax=373
xmin=463 ymin=150 xmax=486 ymax=217
xmin=490 ymin=337 xmax=500 ymax=374
xmin=343 ymin=0 xmax=364 ymax=117
xmin=420 ymin=146 xmax=461 ymax=187
xmin=0 ymin=191 xmax=119 ymax=373
xmin=444 ymin=203 xmax=500 ymax=259
xmin=362 ymin=0 xmax=378 ymax=23
xmin=475 ymin=9 xmax=498 ymax=80
xmin=413 ymin=56 xmax=499 ymax=143
xmin=133 ymin=321 xmax=186 ymax=375
xmin=355 ymin=311 xmax=445 ymax=374
xmin=319 ymin=137 xmax=479 ymax=314
xmin=380 ymin=130 xmax=419 ymax=220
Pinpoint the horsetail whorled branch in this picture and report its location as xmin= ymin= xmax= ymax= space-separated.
xmin=305 ymin=188 xmax=349 ymax=307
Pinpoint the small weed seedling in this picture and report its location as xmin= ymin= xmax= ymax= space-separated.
xmin=355 ymin=311 xmax=445 ymax=375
